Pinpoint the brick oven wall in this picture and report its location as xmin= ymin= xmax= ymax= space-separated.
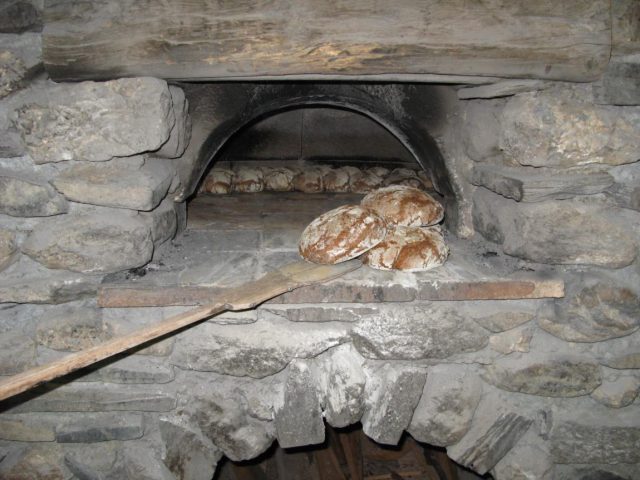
xmin=0 ymin=5 xmax=639 ymax=480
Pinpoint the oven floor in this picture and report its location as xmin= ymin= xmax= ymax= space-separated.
xmin=101 ymin=193 xmax=563 ymax=309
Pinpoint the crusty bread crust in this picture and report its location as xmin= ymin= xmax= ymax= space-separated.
xmin=264 ymin=167 xmax=295 ymax=192
xmin=203 ymin=168 xmax=233 ymax=194
xmin=362 ymin=225 xmax=448 ymax=271
xmin=361 ymin=185 xmax=444 ymax=227
xmin=299 ymin=205 xmax=387 ymax=264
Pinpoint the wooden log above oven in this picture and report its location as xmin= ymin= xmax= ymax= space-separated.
xmin=42 ymin=0 xmax=612 ymax=82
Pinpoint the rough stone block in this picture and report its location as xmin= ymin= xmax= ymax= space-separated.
xmin=141 ymin=197 xmax=178 ymax=246
xmin=590 ymin=374 xmax=640 ymax=408
xmin=461 ymin=99 xmax=504 ymax=162
xmin=550 ymin=406 xmax=640 ymax=464
xmin=0 ymin=256 xmax=100 ymax=304
xmin=447 ymin=395 xmax=533 ymax=475
xmin=0 ymin=2 xmax=42 ymax=33
xmin=13 ymin=77 xmax=174 ymax=163
xmin=607 ymin=162 xmax=640 ymax=212
xmin=119 ymin=444 xmax=177 ymax=480
xmin=472 ymin=303 xmax=537 ymax=332
xmin=361 ymin=363 xmax=426 ymax=445
xmin=80 ymin=355 xmax=175 ymax=385
xmin=0 ymin=413 xmax=57 ymax=441
xmin=0 ymin=332 xmax=35 ymax=375
xmin=55 ymin=412 xmax=144 ymax=443
xmin=602 ymin=351 xmax=640 ymax=370
xmin=22 ymin=212 xmax=153 ymax=274
xmin=0 ymin=97 xmax=24 ymax=156
xmin=35 ymin=305 xmax=107 ymax=351
xmin=409 ymin=364 xmax=482 ymax=447
xmin=499 ymin=86 xmax=640 ymax=167
xmin=473 ymin=188 xmax=638 ymax=268
xmin=554 ymin=464 xmax=640 ymax=480
xmin=171 ymin=314 xmax=349 ymax=378
xmin=0 ymin=171 xmax=68 ymax=217
xmin=482 ymin=353 xmax=602 ymax=397
xmin=159 ymin=416 xmax=223 ymax=480
xmin=0 ymin=444 xmax=70 ymax=479
xmin=491 ymin=429 xmax=553 ymax=480
xmin=352 ymin=305 xmax=489 ymax=360
xmin=0 ymin=228 xmax=17 ymax=271
xmin=63 ymin=441 xmax=175 ymax=480
xmin=155 ymin=85 xmax=191 ymax=158
xmin=102 ymin=307 xmax=177 ymax=356
xmin=63 ymin=442 xmax=121 ymax=480
xmin=312 ymin=344 xmax=366 ymax=428
xmin=52 ymin=157 xmax=174 ymax=211
xmin=4 ymin=383 xmax=176 ymax=413
xmin=489 ymin=326 xmax=533 ymax=354
xmin=191 ymin=393 xmax=275 ymax=462
xmin=540 ymin=281 xmax=639 ymax=342
xmin=275 ymin=360 xmax=325 ymax=448
xmin=594 ymin=56 xmax=640 ymax=106
xmin=471 ymin=164 xmax=614 ymax=202
xmin=0 ymin=32 xmax=41 ymax=98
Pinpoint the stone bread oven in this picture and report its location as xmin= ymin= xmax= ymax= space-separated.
xmin=0 ymin=1 xmax=639 ymax=479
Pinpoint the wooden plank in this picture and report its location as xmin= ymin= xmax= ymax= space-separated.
xmin=338 ymin=428 xmax=364 ymax=480
xmin=0 ymin=260 xmax=361 ymax=402
xmin=43 ymin=0 xmax=611 ymax=82
xmin=99 ymin=277 xmax=563 ymax=308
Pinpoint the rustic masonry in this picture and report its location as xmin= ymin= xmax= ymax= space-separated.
xmin=0 ymin=1 xmax=639 ymax=479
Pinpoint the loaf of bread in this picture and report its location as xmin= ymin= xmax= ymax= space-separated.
xmin=362 ymin=225 xmax=448 ymax=271
xmin=368 ymin=166 xmax=390 ymax=178
xmin=323 ymin=167 xmax=351 ymax=192
xmin=299 ymin=205 xmax=387 ymax=264
xmin=202 ymin=168 xmax=233 ymax=194
xmin=264 ymin=167 xmax=295 ymax=191
xmin=384 ymin=167 xmax=423 ymax=189
xmin=349 ymin=169 xmax=384 ymax=194
xmin=293 ymin=168 xmax=324 ymax=193
xmin=233 ymin=166 xmax=264 ymax=193
xmin=361 ymin=185 xmax=444 ymax=227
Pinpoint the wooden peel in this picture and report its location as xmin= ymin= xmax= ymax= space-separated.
xmin=0 ymin=259 xmax=361 ymax=402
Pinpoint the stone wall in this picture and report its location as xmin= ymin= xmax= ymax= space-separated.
xmin=1 ymin=9 xmax=640 ymax=480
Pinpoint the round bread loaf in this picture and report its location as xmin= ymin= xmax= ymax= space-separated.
xmin=323 ymin=167 xmax=351 ymax=192
xmin=362 ymin=225 xmax=448 ymax=271
xmin=264 ymin=167 xmax=295 ymax=191
xmin=383 ymin=167 xmax=423 ymax=189
xmin=293 ymin=168 xmax=324 ymax=193
xmin=394 ymin=177 xmax=426 ymax=189
xmin=368 ymin=166 xmax=390 ymax=178
xmin=361 ymin=185 xmax=444 ymax=227
xmin=233 ymin=167 xmax=264 ymax=193
xmin=349 ymin=169 xmax=383 ymax=194
xmin=202 ymin=168 xmax=233 ymax=194
xmin=299 ymin=205 xmax=387 ymax=264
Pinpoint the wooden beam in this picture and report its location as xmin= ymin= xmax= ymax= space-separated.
xmin=43 ymin=0 xmax=611 ymax=82
xmin=98 ymin=276 xmax=564 ymax=308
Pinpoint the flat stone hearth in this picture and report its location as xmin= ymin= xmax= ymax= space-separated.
xmin=99 ymin=192 xmax=563 ymax=308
